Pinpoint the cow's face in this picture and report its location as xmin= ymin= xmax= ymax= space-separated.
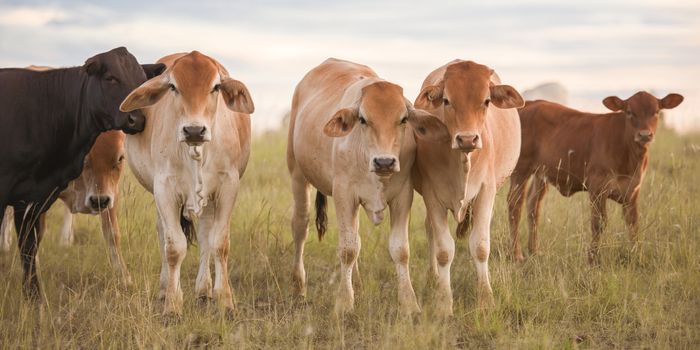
xmin=415 ymin=61 xmax=524 ymax=153
xmin=323 ymin=81 xmax=447 ymax=177
xmin=83 ymin=47 xmax=166 ymax=134
xmin=68 ymin=131 xmax=125 ymax=214
xmin=603 ymin=91 xmax=684 ymax=145
xmin=119 ymin=51 xmax=254 ymax=146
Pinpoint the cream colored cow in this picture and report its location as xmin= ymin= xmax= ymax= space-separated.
xmin=413 ymin=60 xmax=524 ymax=316
xmin=119 ymin=51 xmax=253 ymax=319
xmin=287 ymin=58 xmax=448 ymax=315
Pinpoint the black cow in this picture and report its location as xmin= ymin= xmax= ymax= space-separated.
xmin=0 ymin=47 xmax=165 ymax=298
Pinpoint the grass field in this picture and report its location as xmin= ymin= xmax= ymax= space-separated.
xmin=1 ymin=126 xmax=699 ymax=349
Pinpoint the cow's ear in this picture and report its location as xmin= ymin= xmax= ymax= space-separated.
xmin=141 ymin=63 xmax=166 ymax=79
xmin=83 ymin=56 xmax=103 ymax=76
xmin=323 ymin=108 xmax=358 ymax=137
xmin=659 ymin=93 xmax=684 ymax=110
xmin=220 ymin=77 xmax=255 ymax=114
xmin=408 ymin=108 xmax=450 ymax=142
xmin=602 ymin=96 xmax=625 ymax=111
xmin=415 ymin=82 xmax=444 ymax=110
xmin=490 ymin=84 xmax=524 ymax=109
xmin=119 ymin=76 xmax=169 ymax=112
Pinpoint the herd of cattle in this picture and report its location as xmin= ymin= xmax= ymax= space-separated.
xmin=0 ymin=47 xmax=684 ymax=320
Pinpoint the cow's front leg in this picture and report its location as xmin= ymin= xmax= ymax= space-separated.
xmin=14 ymin=205 xmax=45 ymax=299
xmin=588 ymin=192 xmax=607 ymax=265
xmin=0 ymin=207 xmax=13 ymax=252
xmin=207 ymin=176 xmax=240 ymax=316
xmin=622 ymin=192 xmax=639 ymax=244
xmin=469 ymin=182 xmax=496 ymax=309
xmin=424 ymin=193 xmax=454 ymax=316
xmin=154 ymin=181 xmax=187 ymax=319
xmin=388 ymin=184 xmax=420 ymax=315
xmin=99 ymin=198 xmax=132 ymax=287
xmin=333 ymin=188 xmax=360 ymax=315
xmin=59 ymin=202 xmax=74 ymax=246
xmin=195 ymin=208 xmax=213 ymax=304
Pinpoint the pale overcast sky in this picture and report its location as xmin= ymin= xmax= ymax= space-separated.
xmin=1 ymin=0 xmax=698 ymax=132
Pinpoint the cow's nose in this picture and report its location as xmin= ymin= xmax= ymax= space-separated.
xmin=373 ymin=157 xmax=397 ymax=172
xmin=454 ymin=133 xmax=481 ymax=151
xmin=89 ymin=195 xmax=111 ymax=210
xmin=183 ymin=125 xmax=207 ymax=144
xmin=637 ymin=130 xmax=654 ymax=143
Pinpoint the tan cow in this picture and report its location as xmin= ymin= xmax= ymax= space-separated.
xmin=288 ymin=58 xmax=447 ymax=314
xmin=119 ymin=51 xmax=253 ymax=320
xmin=413 ymin=60 xmax=524 ymax=316
xmin=508 ymin=92 xmax=683 ymax=264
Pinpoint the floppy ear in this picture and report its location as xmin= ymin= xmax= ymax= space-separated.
xmin=490 ymin=84 xmax=524 ymax=109
xmin=141 ymin=63 xmax=166 ymax=79
xmin=602 ymin=96 xmax=625 ymax=111
xmin=323 ymin=108 xmax=359 ymax=137
xmin=220 ymin=77 xmax=255 ymax=114
xmin=83 ymin=56 xmax=103 ymax=76
xmin=119 ymin=76 xmax=169 ymax=112
xmin=414 ymin=81 xmax=444 ymax=110
xmin=659 ymin=93 xmax=684 ymax=110
xmin=407 ymin=108 xmax=450 ymax=142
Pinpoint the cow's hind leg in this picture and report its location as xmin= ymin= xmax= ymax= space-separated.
xmin=470 ymin=182 xmax=497 ymax=309
xmin=388 ymin=184 xmax=420 ymax=314
xmin=14 ymin=205 xmax=45 ymax=300
xmin=0 ymin=207 xmax=13 ymax=252
xmin=526 ymin=175 xmax=548 ymax=255
xmin=290 ymin=168 xmax=312 ymax=298
xmin=507 ymin=173 xmax=529 ymax=262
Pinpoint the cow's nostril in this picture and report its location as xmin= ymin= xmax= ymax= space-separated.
xmin=373 ymin=157 xmax=396 ymax=170
xmin=183 ymin=126 xmax=206 ymax=141
xmin=89 ymin=196 xmax=110 ymax=209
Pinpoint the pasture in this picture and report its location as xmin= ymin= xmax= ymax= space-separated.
xmin=1 ymin=125 xmax=698 ymax=349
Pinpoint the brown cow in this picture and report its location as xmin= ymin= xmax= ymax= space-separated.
xmin=413 ymin=60 xmax=524 ymax=315
xmin=0 ymin=131 xmax=131 ymax=286
xmin=507 ymin=92 xmax=684 ymax=264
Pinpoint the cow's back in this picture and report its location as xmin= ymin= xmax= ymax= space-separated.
xmin=288 ymin=58 xmax=378 ymax=195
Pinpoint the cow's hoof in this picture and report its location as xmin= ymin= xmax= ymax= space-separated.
xmin=196 ymin=295 xmax=212 ymax=307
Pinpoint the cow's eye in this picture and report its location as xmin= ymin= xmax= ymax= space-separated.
xmin=118 ymin=155 xmax=125 ymax=163
xmin=212 ymin=84 xmax=221 ymax=93
xmin=485 ymin=98 xmax=491 ymax=107
xmin=168 ymin=83 xmax=178 ymax=93
xmin=443 ymin=98 xmax=450 ymax=106
xmin=359 ymin=116 xmax=367 ymax=125
xmin=400 ymin=116 xmax=408 ymax=124
xmin=105 ymin=76 xmax=118 ymax=83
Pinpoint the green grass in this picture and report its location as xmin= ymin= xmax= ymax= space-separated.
xmin=1 ymin=126 xmax=699 ymax=349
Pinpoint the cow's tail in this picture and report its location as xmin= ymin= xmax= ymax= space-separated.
xmin=180 ymin=207 xmax=196 ymax=246
xmin=456 ymin=204 xmax=472 ymax=239
xmin=314 ymin=191 xmax=327 ymax=241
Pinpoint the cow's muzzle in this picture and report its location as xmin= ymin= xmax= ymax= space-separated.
xmin=635 ymin=130 xmax=654 ymax=144
xmin=371 ymin=156 xmax=399 ymax=176
xmin=181 ymin=125 xmax=210 ymax=145
xmin=87 ymin=195 xmax=112 ymax=212
xmin=453 ymin=132 xmax=482 ymax=153
xmin=122 ymin=111 xmax=146 ymax=134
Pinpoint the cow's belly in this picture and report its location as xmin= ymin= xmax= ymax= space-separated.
xmin=291 ymin=120 xmax=335 ymax=196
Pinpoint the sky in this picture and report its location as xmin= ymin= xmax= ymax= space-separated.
xmin=1 ymin=0 xmax=698 ymax=133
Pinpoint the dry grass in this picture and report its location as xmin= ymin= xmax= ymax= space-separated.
xmin=1 ymin=126 xmax=699 ymax=349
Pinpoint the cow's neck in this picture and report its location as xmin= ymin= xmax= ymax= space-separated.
xmin=621 ymin=119 xmax=650 ymax=177
xmin=39 ymin=68 xmax=103 ymax=184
